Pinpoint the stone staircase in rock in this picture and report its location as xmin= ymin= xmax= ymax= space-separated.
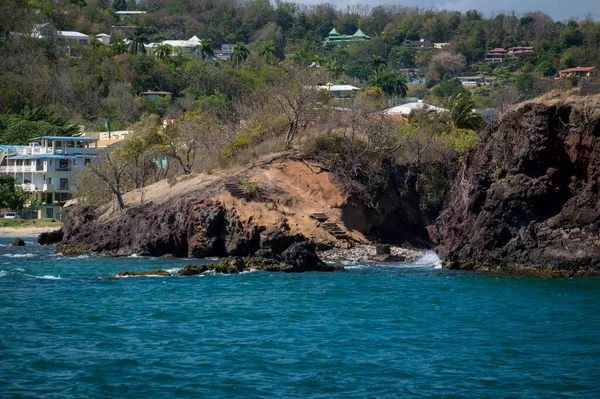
xmin=309 ymin=212 xmax=347 ymax=239
xmin=225 ymin=182 xmax=250 ymax=200
xmin=322 ymin=222 xmax=348 ymax=239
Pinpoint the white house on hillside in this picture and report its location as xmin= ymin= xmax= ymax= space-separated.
xmin=145 ymin=36 xmax=204 ymax=56
xmin=0 ymin=136 xmax=98 ymax=219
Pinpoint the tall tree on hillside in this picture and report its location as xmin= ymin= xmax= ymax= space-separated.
xmin=258 ymin=40 xmax=277 ymax=64
xmin=231 ymin=42 xmax=249 ymax=67
xmin=154 ymin=44 xmax=172 ymax=60
xmin=268 ymin=68 xmax=333 ymax=149
xmin=129 ymin=28 xmax=148 ymax=55
xmin=369 ymin=55 xmax=387 ymax=74
xmin=111 ymin=38 xmax=128 ymax=55
xmin=196 ymin=39 xmax=214 ymax=60
xmin=86 ymin=147 xmax=130 ymax=210
xmin=370 ymin=70 xmax=408 ymax=98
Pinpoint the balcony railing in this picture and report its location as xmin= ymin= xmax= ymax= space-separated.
xmin=20 ymin=183 xmax=37 ymax=191
xmin=0 ymin=165 xmax=34 ymax=173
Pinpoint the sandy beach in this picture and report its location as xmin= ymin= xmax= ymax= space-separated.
xmin=0 ymin=227 xmax=61 ymax=237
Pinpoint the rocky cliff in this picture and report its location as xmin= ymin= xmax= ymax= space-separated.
xmin=56 ymin=154 xmax=432 ymax=260
xmin=430 ymin=95 xmax=600 ymax=276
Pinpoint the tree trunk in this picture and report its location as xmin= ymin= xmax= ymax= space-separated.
xmin=114 ymin=189 xmax=125 ymax=210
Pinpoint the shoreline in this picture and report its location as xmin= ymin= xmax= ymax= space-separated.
xmin=0 ymin=226 xmax=61 ymax=237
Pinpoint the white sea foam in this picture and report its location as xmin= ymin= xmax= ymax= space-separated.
xmin=239 ymin=268 xmax=259 ymax=274
xmin=413 ymin=251 xmax=443 ymax=269
xmin=129 ymin=254 xmax=139 ymax=258
xmin=0 ymin=270 xmax=7 ymax=278
xmin=2 ymin=253 xmax=36 ymax=258
xmin=165 ymin=267 xmax=181 ymax=274
xmin=15 ymin=267 xmax=25 ymax=272
xmin=343 ymin=264 xmax=369 ymax=270
xmin=32 ymin=275 xmax=62 ymax=280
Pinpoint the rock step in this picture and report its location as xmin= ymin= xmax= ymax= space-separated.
xmin=309 ymin=212 xmax=329 ymax=222
xmin=321 ymin=221 xmax=348 ymax=239
xmin=225 ymin=183 xmax=250 ymax=199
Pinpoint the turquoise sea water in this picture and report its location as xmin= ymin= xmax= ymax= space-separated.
xmin=0 ymin=237 xmax=599 ymax=398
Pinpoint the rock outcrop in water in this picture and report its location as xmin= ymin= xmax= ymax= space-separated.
xmin=10 ymin=238 xmax=25 ymax=246
xmin=430 ymin=96 xmax=600 ymax=276
xmin=38 ymin=229 xmax=63 ymax=245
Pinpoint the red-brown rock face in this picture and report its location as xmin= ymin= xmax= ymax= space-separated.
xmin=430 ymin=98 xmax=600 ymax=275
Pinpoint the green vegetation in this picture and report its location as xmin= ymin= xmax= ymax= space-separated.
xmin=1 ymin=1 xmax=598 ymax=211
xmin=0 ymin=176 xmax=26 ymax=210
xmin=0 ymin=219 xmax=63 ymax=228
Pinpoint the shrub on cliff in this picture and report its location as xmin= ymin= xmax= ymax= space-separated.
xmin=307 ymin=134 xmax=389 ymax=206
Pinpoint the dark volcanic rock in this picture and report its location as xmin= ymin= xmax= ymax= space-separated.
xmin=340 ymin=162 xmax=440 ymax=248
xmin=280 ymin=241 xmax=337 ymax=272
xmin=10 ymin=238 xmax=25 ymax=246
xmin=177 ymin=264 xmax=212 ymax=276
xmin=115 ymin=269 xmax=171 ymax=277
xmin=38 ymin=229 xmax=63 ymax=245
xmin=430 ymin=97 xmax=600 ymax=276
xmin=259 ymin=228 xmax=303 ymax=254
xmin=58 ymin=199 xmax=262 ymax=258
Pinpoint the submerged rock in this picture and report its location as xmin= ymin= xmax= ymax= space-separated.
xmin=115 ymin=269 xmax=171 ymax=277
xmin=177 ymin=264 xmax=211 ymax=276
xmin=55 ymin=244 xmax=91 ymax=256
xmin=10 ymin=238 xmax=25 ymax=246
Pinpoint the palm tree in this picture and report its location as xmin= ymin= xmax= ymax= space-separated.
xmin=369 ymin=55 xmax=387 ymax=74
xmin=154 ymin=43 xmax=172 ymax=60
xmin=196 ymin=39 xmax=214 ymax=60
xmin=448 ymin=93 xmax=484 ymax=131
xmin=231 ymin=42 xmax=249 ymax=67
xmin=129 ymin=28 xmax=147 ymax=55
xmin=325 ymin=59 xmax=343 ymax=78
xmin=370 ymin=69 xmax=408 ymax=98
xmin=111 ymin=38 xmax=128 ymax=55
xmin=290 ymin=50 xmax=308 ymax=68
xmin=258 ymin=41 xmax=277 ymax=64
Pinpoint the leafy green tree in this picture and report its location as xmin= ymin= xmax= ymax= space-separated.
xmin=111 ymin=38 xmax=128 ymax=55
xmin=369 ymin=55 xmax=387 ymax=74
xmin=389 ymin=41 xmax=416 ymax=69
xmin=231 ymin=42 xmax=250 ymax=67
xmin=515 ymin=72 xmax=540 ymax=99
xmin=431 ymin=78 xmax=468 ymax=102
xmin=129 ymin=28 xmax=148 ymax=55
xmin=535 ymin=60 xmax=556 ymax=77
xmin=447 ymin=93 xmax=484 ymax=131
xmin=154 ymin=44 xmax=172 ymax=60
xmin=0 ymin=176 xmax=26 ymax=210
xmin=196 ymin=39 xmax=214 ymax=60
xmin=370 ymin=70 xmax=408 ymax=98
xmin=258 ymin=41 xmax=277 ymax=64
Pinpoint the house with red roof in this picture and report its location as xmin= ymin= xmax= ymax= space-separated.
xmin=558 ymin=66 xmax=597 ymax=80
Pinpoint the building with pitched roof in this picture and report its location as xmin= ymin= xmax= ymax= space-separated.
xmin=558 ymin=66 xmax=597 ymax=80
xmin=324 ymin=28 xmax=370 ymax=45
xmin=145 ymin=36 xmax=205 ymax=56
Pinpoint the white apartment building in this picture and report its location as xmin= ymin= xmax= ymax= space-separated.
xmin=0 ymin=136 xmax=98 ymax=219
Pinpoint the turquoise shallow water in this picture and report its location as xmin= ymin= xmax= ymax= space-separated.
xmin=0 ymin=237 xmax=599 ymax=398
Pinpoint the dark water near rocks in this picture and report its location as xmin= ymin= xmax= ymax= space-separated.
xmin=1 ymin=237 xmax=599 ymax=398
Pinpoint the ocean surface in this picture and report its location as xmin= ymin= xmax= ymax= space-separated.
xmin=0 ymin=237 xmax=599 ymax=398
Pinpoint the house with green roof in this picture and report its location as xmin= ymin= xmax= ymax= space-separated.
xmin=324 ymin=28 xmax=370 ymax=45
